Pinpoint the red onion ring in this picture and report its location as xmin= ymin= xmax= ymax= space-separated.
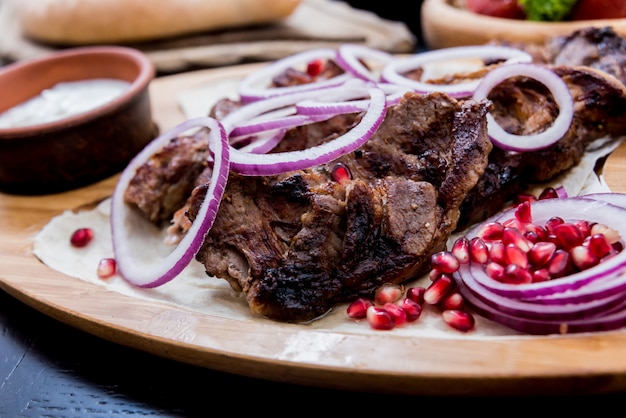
xmin=473 ymin=63 xmax=574 ymax=152
xmin=230 ymin=113 xmax=332 ymax=137
xmin=227 ymin=84 xmax=387 ymax=175
xmin=235 ymin=129 xmax=286 ymax=154
xmin=456 ymin=279 xmax=626 ymax=335
xmin=380 ymin=45 xmax=532 ymax=98
xmin=237 ymin=48 xmax=352 ymax=103
xmin=335 ymin=44 xmax=394 ymax=82
xmin=110 ymin=117 xmax=230 ymax=288
xmin=452 ymin=196 xmax=626 ymax=334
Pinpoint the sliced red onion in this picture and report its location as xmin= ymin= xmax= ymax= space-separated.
xmin=228 ymin=85 xmax=387 ymax=175
xmin=452 ymin=195 xmax=626 ymax=334
xmin=335 ymin=44 xmax=394 ymax=82
xmin=296 ymin=82 xmax=410 ymax=116
xmin=456 ymin=279 xmax=626 ymax=335
xmin=455 ymin=197 xmax=626 ymax=300
xmin=381 ymin=45 xmax=532 ymax=98
xmin=583 ymin=192 xmax=626 ymax=208
xmin=110 ymin=117 xmax=230 ymax=288
xmin=235 ymin=129 xmax=286 ymax=154
xmin=555 ymin=185 xmax=569 ymax=199
xmin=459 ymin=260 xmax=626 ymax=320
xmin=237 ymin=48 xmax=352 ymax=103
xmin=230 ymin=113 xmax=332 ymax=137
xmin=473 ymin=63 xmax=574 ymax=152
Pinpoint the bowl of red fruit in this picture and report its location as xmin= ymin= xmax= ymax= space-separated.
xmin=421 ymin=0 xmax=626 ymax=49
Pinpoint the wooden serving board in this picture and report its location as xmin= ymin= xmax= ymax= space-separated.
xmin=2 ymin=65 xmax=626 ymax=397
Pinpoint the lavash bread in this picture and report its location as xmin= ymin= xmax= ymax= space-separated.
xmin=16 ymin=0 xmax=302 ymax=45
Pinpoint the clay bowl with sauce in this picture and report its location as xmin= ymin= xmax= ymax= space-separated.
xmin=0 ymin=46 xmax=158 ymax=195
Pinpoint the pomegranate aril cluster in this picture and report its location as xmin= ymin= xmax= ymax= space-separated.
xmin=445 ymin=200 xmax=623 ymax=285
xmin=427 ymin=203 xmax=622 ymax=314
xmin=346 ymin=277 xmax=474 ymax=332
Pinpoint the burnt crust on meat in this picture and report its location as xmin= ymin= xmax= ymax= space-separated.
xmin=188 ymin=92 xmax=492 ymax=322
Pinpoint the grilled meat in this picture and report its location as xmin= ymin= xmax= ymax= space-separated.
xmin=188 ymin=92 xmax=492 ymax=321
xmin=123 ymin=28 xmax=626 ymax=322
xmin=456 ymin=27 xmax=626 ymax=228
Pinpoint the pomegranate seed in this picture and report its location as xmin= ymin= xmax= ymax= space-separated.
xmin=514 ymin=201 xmax=532 ymax=224
xmin=406 ymin=287 xmax=425 ymax=304
xmin=570 ymin=245 xmax=600 ymax=270
xmin=532 ymin=268 xmax=551 ymax=283
xmin=469 ymin=237 xmax=489 ymax=264
xmin=575 ymin=220 xmax=591 ymax=238
xmin=451 ymin=237 xmax=470 ymax=264
xmin=347 ymin=298 xmax=373 ymax=319
xmin=424 ymin=274 xmax=455 ymax=305
xmin=97 ymin=258 xmax=117 ymax=278
xmin=545 ymin=216 xmax=565 ymax=233
xmin=477 ymin=221 xmax=505 ymax=241
xmin=587 ymin=234 xmax=613 ymax=258
xmin=442 ymin=310 xmax=475 ymax=332
xmin=502 ymin=217 xmax=523 ymax=231
xmin=366 ymin=306 xmax=395 ymax=330
xmin=430 ymin=251 xmax=460 ymax=274
xmin=504 ymin=244 xmax=528 ymax=269
xmin=501 ymin=264 xmax=532 ymax=284
xmin=306 ymin=59 xmax=324 ymax=76
xmin=488 ymin=240 xmax=506 ymax=265
xmin=384 ymin=302 xmax=408 ymax=326
xmin=590 ymin=223 xmax=621 ymax=244
xmin=70 ymin=227 xmax=94 ymax=247
xmin=485 ymin=262 xmax=505 ymax=280
xmin=524 ymin=230 xmax=541 ymax=244
xmin=429 ymin=268 xmax=442 ymax=281
xmin=524 ymin=223 xmax=548 ymax=241
xmin=439 ymin=292 xmax=465 ymax=310
xmin=538 ymin=187 xmax=559 ymax=200
xmin=330 ymin=163 xmax=351 ymax=183
xmin=528 ymin=241 xmax=556 ymax=267
xmin=374 ymin=283 xmax=403 ymax=305
xmin=548 ymin=249 xmax=572 ymax=278
xmin=401 ymin=298 xmax=423 ymax=322
xmin=97 ymin=258 xmax=116 ymax=276
xmin=553 ymin=223 xmax=585 ymax=249
xmin=502 ymin=227 xmax=532 ymax=252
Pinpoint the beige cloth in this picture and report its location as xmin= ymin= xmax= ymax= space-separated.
xmin=0 ymin=0 xmax=416 ymax=73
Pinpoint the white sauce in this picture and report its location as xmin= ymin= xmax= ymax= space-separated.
xmin=0 ymin=79 xmax=131 ymax=129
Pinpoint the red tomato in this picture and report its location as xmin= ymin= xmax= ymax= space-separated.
xmin=570 ymin=0 xmax=626 ymax=20
xmin=465 ymin=0 xmax=526 ymax=19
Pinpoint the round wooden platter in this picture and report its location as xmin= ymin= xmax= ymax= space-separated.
xmin=421 ymin=0 xmax=626 ymax=49
xmin=2 ymin=64 xmax=626 ymax=397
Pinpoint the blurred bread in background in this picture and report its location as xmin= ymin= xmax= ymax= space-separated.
xmin=15 ymin=0 xmax=302 ymax=45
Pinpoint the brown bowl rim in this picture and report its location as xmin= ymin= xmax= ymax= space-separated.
xmin=0 ymin=45 xmax=154 ymax=138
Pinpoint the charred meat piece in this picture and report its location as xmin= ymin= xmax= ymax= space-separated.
xmin=456 ymin=64 xmax=626 ymax=229
xmin=187 ymin=92 xmax=492 ymax=322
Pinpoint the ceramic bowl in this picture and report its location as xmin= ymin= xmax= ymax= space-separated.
xmin=0 ymin=46 xmax=157 ymax=195
xmin=421 ymin=0 xmax=626 ymax=49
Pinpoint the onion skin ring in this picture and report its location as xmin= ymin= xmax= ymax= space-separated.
xmin=110 ymin=117 xmax=230 ymax=288
xmin=227 ymin=84 xmax=388 ymax=176
xmin=380 ymin=45 xmax=532 ymax=98
xmin=473 ymin=63 xmax=575 ymax=152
